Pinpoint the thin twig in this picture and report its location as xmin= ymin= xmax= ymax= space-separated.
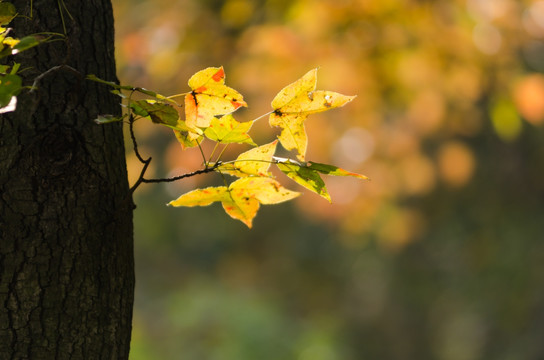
xmin=30 ymin=65 xmax=82 ymax=92
xmin=128 ymin=113 xmax=147 ymax=164
xmin=141 ymin=162 xmax=221 ymax=184
xmin=195 ymin=138 xmax=207 ymax=165
xmin=127 ymin=112 xmax=152 ymax=194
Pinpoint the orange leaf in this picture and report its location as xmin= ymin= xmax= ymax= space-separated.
xmin=185 ymin=67 xmax=247 ymax=129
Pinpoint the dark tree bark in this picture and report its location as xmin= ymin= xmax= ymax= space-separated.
xmin=0 ymin=1 xmax=134 ymax=359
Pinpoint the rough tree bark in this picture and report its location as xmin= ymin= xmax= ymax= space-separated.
xmin=0 ymin=1 xmax=134 ymax=359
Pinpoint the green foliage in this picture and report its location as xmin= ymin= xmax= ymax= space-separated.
xmin=90 ymin=67 xmax=368 ymax=227
xmin=0 ymin=2 xmax=65 ymax=113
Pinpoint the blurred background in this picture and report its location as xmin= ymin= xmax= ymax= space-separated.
xmin=111 ymin=0 xmax=544 ymax=359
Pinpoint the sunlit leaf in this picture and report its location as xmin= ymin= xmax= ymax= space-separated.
xmin=221 ymin=194 xmax=260 ymax=228
xmin=216 ymin=141 xmax=277 ymax=177
xmin=173 ymin=128 xmax=203 ymax=149
xmin=2 ymin=37 xmax=18 ymax=48
xmin=230 ymin=177 xmax=300 ymax=205
xmin=269 ymin=113 xmax=309 ymax=161
xmin=168 ymin=186 xmax=229 ymax=207
xmin=226 ymin=177 xmax=299 ymax=227
xmin=168 ymin=176 xmax=299 ymax=228
xmin=185 ymin=67 xmax=247 ymax=129
xmin=271 ymin=68 xmax=318 ymax=109
xmin=306 ymin=161 xmax=369 ymax=180
xmin=269 ymin=68 xmax=356 ymax=160
xmin=204 ymin=114 xmax=256 ymax=145
xmin=275 ymin=158 xmax=331 ymax=202
xmin=275 ymin=158 xmax=368 ymax=202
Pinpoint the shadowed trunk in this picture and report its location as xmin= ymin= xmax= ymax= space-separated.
xmin=0 ymin=1 xmax=134 ymax=358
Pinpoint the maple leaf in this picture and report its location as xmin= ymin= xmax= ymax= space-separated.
xmin=204 ymin=114 xmax=256 ymax=145
xmin=130 ymin=100 xmax=179 ymax=128
xmin=168 ymin=177 xmax=299 ymax=228
xmin=269 ymin=68 xmax=356 ymax=161
xmin=185 ymin=67 xmax=247 ymax=130
xmin=173 ymin=128 xmax=203 ymax=149
xmin=215 ymin=141 xmax=277 ymax=177
xmin=275 ymin=158 xmax=368 ymax=202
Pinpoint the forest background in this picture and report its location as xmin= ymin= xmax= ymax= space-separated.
xmin=112 ymin=0 xmax=544 ymax=359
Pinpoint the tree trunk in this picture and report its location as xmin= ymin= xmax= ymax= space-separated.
xmin=0 ymin=1 xmax=134 ymax=359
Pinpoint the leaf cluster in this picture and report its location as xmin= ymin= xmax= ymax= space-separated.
xmin=0 ymin=1 xmax=64 ymax=113
xmin=90 ymin=67 xmax=368 ymax=227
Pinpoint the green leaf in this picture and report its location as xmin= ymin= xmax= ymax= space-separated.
xmin=133 ymin=100 xmax=179 ymax=128
xmin=87 ymin=74 xmax=134 ymax=90
xmin=0 ymin=74 xmax=22 ymax=108
xmin=275 ymin=158 xmax=369 ymax=202
xmin=306 ymin=161 xmax=369 ymax=180
xmin=0 ymin=3 xmax=16 ymax=26
xmin=87 ymin=75 xmax=178 ymax=104
xmin=204 ymin=114 xmax=256 ymax=145
xmin=94 ymin=114 xmax=126 ymax=124
xmin=128 ymin=101 xmax=149 ymax=117
xmin=12 ymin=35 xmax=41 ymax=54
xmin=275 ymin=158 xmax=331 ymax=202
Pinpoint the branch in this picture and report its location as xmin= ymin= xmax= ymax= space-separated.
xmin=141 ymin=162 xmax=221 ymax=184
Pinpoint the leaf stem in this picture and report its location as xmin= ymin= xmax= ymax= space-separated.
xmin=167 ymin=92 xmax=190 ymax=100
xmin=251 ymin=110 xmax=273 ymax=122
xmin=215 ymin=143 xmax=230 ymax=162
xmin=208 ymin=141 xmax=220 ymax=164
xmin=195 ymin=138 xmax=208 ymax=166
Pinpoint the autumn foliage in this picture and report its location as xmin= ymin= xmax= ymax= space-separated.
xmin=90 ymin=67 xmax=367 ymax=227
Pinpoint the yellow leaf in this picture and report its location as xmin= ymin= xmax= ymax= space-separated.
xmin=269 ymin=113 xmax=308 ymax=161
xmin=204 ymin=114 xmax=256 ymax=145
xmin=216 ymin=141 xmax=278 ymax=177
xmin=168 ymin=176 xmax=299 ymax=228
xmin=186 ymin=67 xmax=247 ymax=129
xmin=221 ymin=196 xmax=260 ymax=228
xmin=168 ymin=186 xmax=229 ymax=206
xmin=230 ymin=177 xmax=300 ymax=205
xmin=224 ymin=177 xmax=299 ymax=227
xmin=269 ymin=68 xmax=356 ymax=161
xmin=271 ymin=68 xmax=317 ymax=110
xmin=278 ymin=90 xmax=356 ymax=114
xmin=173 ymin=129 xmax=202 ymax=149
